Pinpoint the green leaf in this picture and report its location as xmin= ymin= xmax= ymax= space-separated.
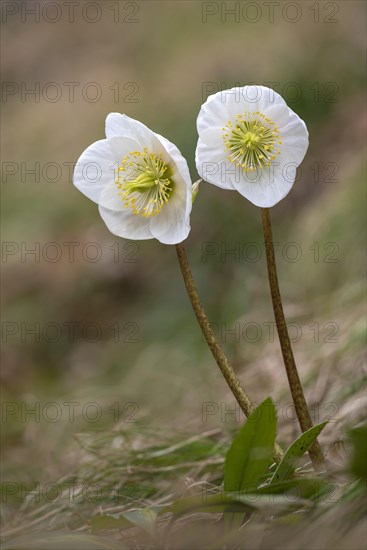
xmin=169 ymin=493 xmax=257 ymax=517
xmin=90 ymin=514 xmax=135 ymax=534
xmin=270 ymin=421 xmax=328 ymax=484
xmin=348 ymin=425 xmax=367 ymax=482
xmin=224 ymin=397 xmax=277 ymax=493
xmin=90 ymin=508 xmax=158 ymax=536
xmin=169 ymin=490 xmax=307 ymax=520
xmin=257 ymin=477 xmax=334 ymax=501
xmin=122 ymin=508 xmax=158 ymax=536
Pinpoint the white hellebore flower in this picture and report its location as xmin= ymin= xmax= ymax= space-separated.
xmin=73 ymin=114 xmax=192 ymax=244
xmin=195 ymin=85 xmax=309 ymax=207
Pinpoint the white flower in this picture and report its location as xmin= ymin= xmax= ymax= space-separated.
xmin=195 ymin=85 xmax=309 ymax=207
xmin=73 ymin=114 xmax=192 ymax=244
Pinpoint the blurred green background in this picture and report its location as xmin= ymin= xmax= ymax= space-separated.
xmin=1 ymin=0 xmax=366 ymax=536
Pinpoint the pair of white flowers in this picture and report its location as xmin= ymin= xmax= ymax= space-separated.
xmin=74 ymin=86 xmax=309 ymax=245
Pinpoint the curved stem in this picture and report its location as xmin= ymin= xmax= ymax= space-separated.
xmin=261 ymin=208 xmax=325 ymax=470
xmin=176 ymin=242 xmax=284 ymax=464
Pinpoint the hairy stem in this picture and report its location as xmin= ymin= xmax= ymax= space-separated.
xmin=261 ymin=207 xmax=325 ymax=470
xmin=176 ymin=242 xmax=284 ymax=464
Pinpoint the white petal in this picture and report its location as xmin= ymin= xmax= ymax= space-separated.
xmin=209 ymin=85 xmax=286 ymax=114
xmin=261 ymin=103 xmax=290 ymax=127
xmin=196 ymin=126 xmax=227 ymax=156
xmin=155 ymin=133 xmax=191 ymax=186
xmin=98 ymin=179 xmax=126 ymax=211
xmin=105 ymin=113 xmax=157 ymax=150
xmin=73 ymin=137 xmax=139 ymax=205
xmin=150 ymin=203 xmax=190 ymax=245
xmin=149 ymin=170 xmax=190 ymax=245
xmin=197 ymin=86 xmax=289 ymax=135
xmin=98 ymin=204 xmax=153 ymax=240
xmin=280 ymin=110 xmax=309 ymax=165
xmin=197 ymin=89 xmax=241 ymax=134
xmin=243 ymin=85 xmax=287 ymax=114
xmin=196 ymin=129 xmax=236 ymax=190
xmin=155 ymin=133 xmax=193 ymax=219
xmin=73 ymin=139 xmax=115 ymax=204
xmin=231 ymin=153 xmax=296 ymax=208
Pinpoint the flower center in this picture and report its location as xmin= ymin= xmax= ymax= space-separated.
xmin=115 ymin=148 xmax=173 ymax=217
xmin=222 ymin=112 xmax=282 ymax=172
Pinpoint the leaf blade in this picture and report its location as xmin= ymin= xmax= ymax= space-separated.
xmin=224 ymin=397 xmax=277 ymax=493
xmin=270 ymin=421 xmax=328 ymax=484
